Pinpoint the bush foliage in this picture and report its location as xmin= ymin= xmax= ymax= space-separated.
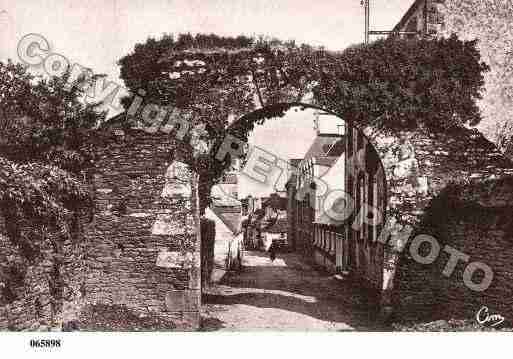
xmin=0 ymin=60 xmax=101 ymax=231
xmin=0 ymin=60 xmax=103 ymax=308
xmin=315 ymin=35 xmax=489 ymax=132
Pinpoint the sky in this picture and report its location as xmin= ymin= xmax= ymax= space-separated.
xmin=239 ymin=107 xmax=317 ymax=199
xmin=238 ymin=107 xmax=346 ymax=199
xmin=0 ymin=0 xmax=412 ymax=101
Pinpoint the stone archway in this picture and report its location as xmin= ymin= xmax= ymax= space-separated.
xmin=82 ymin=100 xmax=513 ymax=329
xmin=215 ymin=102 xmax=391 ymax=310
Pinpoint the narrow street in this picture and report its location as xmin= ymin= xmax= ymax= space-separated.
xmin=201 ymin=247 xmax=381 ymax=331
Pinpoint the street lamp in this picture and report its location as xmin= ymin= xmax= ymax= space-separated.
xmin=361 ymin=0 xmax=370 ymax=44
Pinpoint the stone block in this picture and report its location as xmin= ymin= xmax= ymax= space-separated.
xmin=156 ymin=251 xmax=195 ymax=269
xmin=151 ymin=214 xmax=186 ymax=235
xmin=96 ymin=188 xmax=113 ymax=194
xmin=129 ymin=212 xmax=153 ymax=218
xmin=164 ymin=289 xmax=199 ymax=312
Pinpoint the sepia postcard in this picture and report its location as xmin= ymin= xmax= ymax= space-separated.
xmin=0 ymin=0 xmax=512 ymax=356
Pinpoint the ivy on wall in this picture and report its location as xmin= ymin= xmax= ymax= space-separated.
xmin=0 ymin=60 xmax=102 ymax=315
xmin=118 ymin=34 xmax=489 ymax=193
xmin=315 ymin=35 xmax=489 ymax=133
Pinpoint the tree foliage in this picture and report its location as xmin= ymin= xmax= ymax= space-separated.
xmin=0 ymin=59 xmax=101 ymax=227
xmin=314 ymin=35 xmax=489 ymax=133
xmin=0 ymin=157 xmax=92 ymax=257
xmin=0 ymin=60 xmax=106 ymax=172
xmin=119 ymin=33 xmax=489 ymax=138
xmin=0 ymin=60 xmax=102 ymax=224
xmin=0 ymin=60 xmax=102 ymax=308
xmin=118 ymin=33 xmax=322 ymax=137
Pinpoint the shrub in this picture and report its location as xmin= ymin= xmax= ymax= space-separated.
xmin=314 ymin=35 xmax=489 ymax=132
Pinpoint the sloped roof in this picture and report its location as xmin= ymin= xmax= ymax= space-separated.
xmin=304 ymin=134 xmax=342 ymax=159
xmin=211 ymin=183 xmax=242 ymax=233
xmin=303 ymin=134 xmax=345 ymax=167
xmin=326 ymin=137 xmax=346 ymax=157
xmin=392 ymin=0 xmax=425 ymax=33
xmin=211 ymin=206 xmax=241 ymax=234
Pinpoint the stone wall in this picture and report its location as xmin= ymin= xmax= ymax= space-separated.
xmin=0 ymin=128 xmax=203 ymax=331
xmin=395 ymin=178 xmax=513 ymax=323
xmin=200 ymin=218 xmax=216 ymax=287
xmin=436 ymin=179 xmax=513 ymax=322
xmin=0 ymin=215 xmax=88 ymax=331
xmin=368 ymin=126 xmax=513 ymax=322
xmin=84 ymin=129 xmax=201 ymax=330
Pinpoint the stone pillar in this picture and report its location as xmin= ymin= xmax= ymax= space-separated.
xmin=153 ymin=160 xmax=201 ymax=329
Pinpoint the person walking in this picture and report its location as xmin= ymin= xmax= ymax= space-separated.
xmin=268 ymin=240 xmax=277 ymax=263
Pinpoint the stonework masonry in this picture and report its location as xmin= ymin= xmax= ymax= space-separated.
xmin=368 ymin=126 xmax=513 ymax=323
xmin=0 ymin=127 xmax=202 ymax=331
xmin=4 ymin=113 xmax=513 ymax=330
xmin=83 ymin=128 xmax=201 ymax=330
xmin=0 ymin=215 xmax=88 ymax=331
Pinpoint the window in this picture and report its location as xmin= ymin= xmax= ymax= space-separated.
xmin=359 ymin=174 xmax=366 ymax=242
xmin=355 ymin=175 xmax=361 ymax=233
xmin=357 ymin=131 xmax=364 ymax=151
xmin=347 ymin=126 xmax=353 ymax=156
xmin=348 ymin=175 xmax=354 ymax=205
xmin=353 ymin=127 xmax=358 ymax=157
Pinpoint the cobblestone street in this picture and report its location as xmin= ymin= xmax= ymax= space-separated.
xmin=201 ymin=249 xmax=380 ymax=331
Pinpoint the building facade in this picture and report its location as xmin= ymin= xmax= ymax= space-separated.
xmin=392 ymin=0 xmax=445 ymax=39
xmin=287 ymin=111 xmax=349 ymax=272
xmin=285 ymin=158 xmax=302 ymax=251
xmin=344 ymin=125 xmax=387 ymax=288
xmin=286 ymin=110 xmax=387 ymax=285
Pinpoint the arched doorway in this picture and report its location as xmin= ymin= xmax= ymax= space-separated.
xmin=202 ymin=103 xmax=389 ymax=330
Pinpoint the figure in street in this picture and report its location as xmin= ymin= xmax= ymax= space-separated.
xmin=268 ymin=241 xmax=277 ymax=263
